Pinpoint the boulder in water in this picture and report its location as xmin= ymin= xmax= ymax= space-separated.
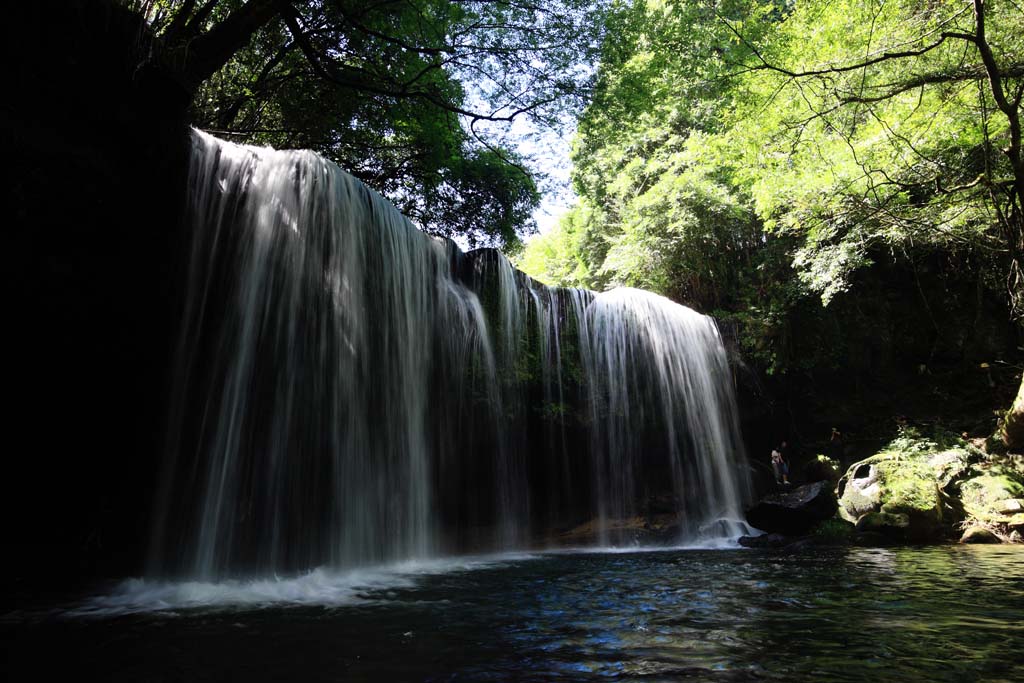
xmin=738 ymin=533 xmax=792 ymax=549
xmin=746 ymin=481 xmax=838 ymax=535
xmin=855 ymin=511 xmax=910 ymax=535
xmin=837 ymin=437 xmax=974 ymax=542
xmin=960 ymin=525 xmax=1002 ymax=544
xmin=738 ymin=528 xmax=850 ymax=551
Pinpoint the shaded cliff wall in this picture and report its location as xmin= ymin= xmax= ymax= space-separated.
xmin=725 ymin=250 xmax=1021 ymax=487
xmin=2 ymin=1 xmax=192 ymax=582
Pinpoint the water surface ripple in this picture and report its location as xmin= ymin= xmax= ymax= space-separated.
xmin=5 ymin=546 xmax=1023 ymax=682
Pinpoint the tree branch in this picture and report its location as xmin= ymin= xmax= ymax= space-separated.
xmin=180 ymin=0 xmax=293 ymax=88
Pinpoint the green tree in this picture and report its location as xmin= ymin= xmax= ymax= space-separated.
xmin=521 ymin=0 xmax=779 ymax=308
xmin=719 ymin=0 xmax=1022 ymax=301
xmin=522 ymin=0 xmax=1022 ymax=382
xmin=717 ymin=0 xmax=1024 ymax=438
xmin=123 ymin=0 xmax=606 ymax=247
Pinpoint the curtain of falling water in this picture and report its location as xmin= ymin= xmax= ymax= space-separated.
xmin=586 ymin=289 xmax=753 ymax=542
xmin=151 ymin=131 xmax=753 ymax=579
xmin=151 ymin=131 xmax=500 ymax=578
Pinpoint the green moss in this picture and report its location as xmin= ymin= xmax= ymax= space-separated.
xmin=838 ymin=427 xmax=1024 ymax=540
xmin=985 ymin=431 xmax=1008 ymax=455
xmin=857 ymin=511 xmax=910 ymax=532
xmin=838 ymin=427 xmax=977 ymax=536
xmin=875 ymin=459 xmax=939 ymax=514
xmin=961 ymin=472 xmax=1024 ymax=523
xmin=812 ymin=517 xmax=854 ymax=540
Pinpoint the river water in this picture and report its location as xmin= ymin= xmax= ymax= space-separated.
xmin=5 ymin=545 xmax=1022 ymax=682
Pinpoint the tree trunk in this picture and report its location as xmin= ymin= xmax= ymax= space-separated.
xmin=176 ymin=0 xmax=291 ymax=89
xmin=1001 ymin=374 xmax=1024 ymax=450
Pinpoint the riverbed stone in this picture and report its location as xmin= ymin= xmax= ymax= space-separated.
xmin=960 ymin=525 xmax=1002 ymax=544
xmin=746 ymin=481 xmax=838 ymax=535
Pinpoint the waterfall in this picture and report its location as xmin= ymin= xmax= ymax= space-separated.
xmin=586 ymin=289 xmax=752 ymax=542
xmin=150 ymin=131 xmax=753 ymax=579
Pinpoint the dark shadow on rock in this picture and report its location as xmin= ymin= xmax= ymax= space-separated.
xmin=746 ymin=481 xmax=838 ymax=535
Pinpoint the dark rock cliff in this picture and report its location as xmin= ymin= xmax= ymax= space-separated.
xmin=2 ymin=1 xmax=192 ymax=583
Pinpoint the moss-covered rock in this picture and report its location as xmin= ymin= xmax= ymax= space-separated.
xmin=957 ymin=455 xmax=1024 ymax=539
xmin=855 ymin=511 xmax=910 ymax=535
xmin=836 ymin=429 xmax=977 ymax=541
xmin=836 ymin=429 xmax=1024 ymax=543
xmin=811 ymin=517 xmax=855 ymax=542
xmin=960 ymin=473 xmax=1024 ymax=523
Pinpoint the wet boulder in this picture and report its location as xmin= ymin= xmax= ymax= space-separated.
xmin=855 ymin=511 xmax=910 ymax=535
xmin=746 ymin=481 xmax=838 ymax=535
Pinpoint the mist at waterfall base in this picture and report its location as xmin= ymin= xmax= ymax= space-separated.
xmin=143 ymin=129 xmax=753 ymax=586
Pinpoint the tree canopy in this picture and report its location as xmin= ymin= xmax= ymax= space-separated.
xmin=125 ymin=0 xmax=607 ymax=248
xmin=521 ymin=0 xmax=1024 ymax=373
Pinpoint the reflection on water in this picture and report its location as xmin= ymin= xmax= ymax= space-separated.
xmin=5 ymin=546 xmax=1024 ymax=682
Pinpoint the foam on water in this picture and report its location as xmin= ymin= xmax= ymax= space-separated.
xmin=64 ymin=553 xmax=541 ymax=618
xmin=61 ymin=541 xmax=766 ymax=618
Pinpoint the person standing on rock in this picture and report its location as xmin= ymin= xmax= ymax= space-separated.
xmin=779 ymin=441 xmax=792 ymax=484
xmin=828 ymin=428 xmax=843 ymax=462
xmin=771 ymin=447 xmax=789 ymax=485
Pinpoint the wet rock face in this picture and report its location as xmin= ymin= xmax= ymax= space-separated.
xmin=4 ymin=0 xmax=191 ymax=581
xmin=746 ymin=481 xmax=838 ymax=535
xmin=838 ymin=463 xmax=882 ymax=520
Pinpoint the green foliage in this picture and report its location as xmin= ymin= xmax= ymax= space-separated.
xmin=127 ymin=0 xmax=607 ymax=248
xmin=812 ymin=517 xmax=854 ymax=540
xmin=719 ymin=0 xmax=1021 ymax=304
xmin=521 ymin=0 xmax=1022 ymax=375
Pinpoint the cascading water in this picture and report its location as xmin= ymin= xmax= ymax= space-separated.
xmin=586 ymin=289 xmax=752 ymax=542
xmin=150 ymin=131 xmax=753 ymax=579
